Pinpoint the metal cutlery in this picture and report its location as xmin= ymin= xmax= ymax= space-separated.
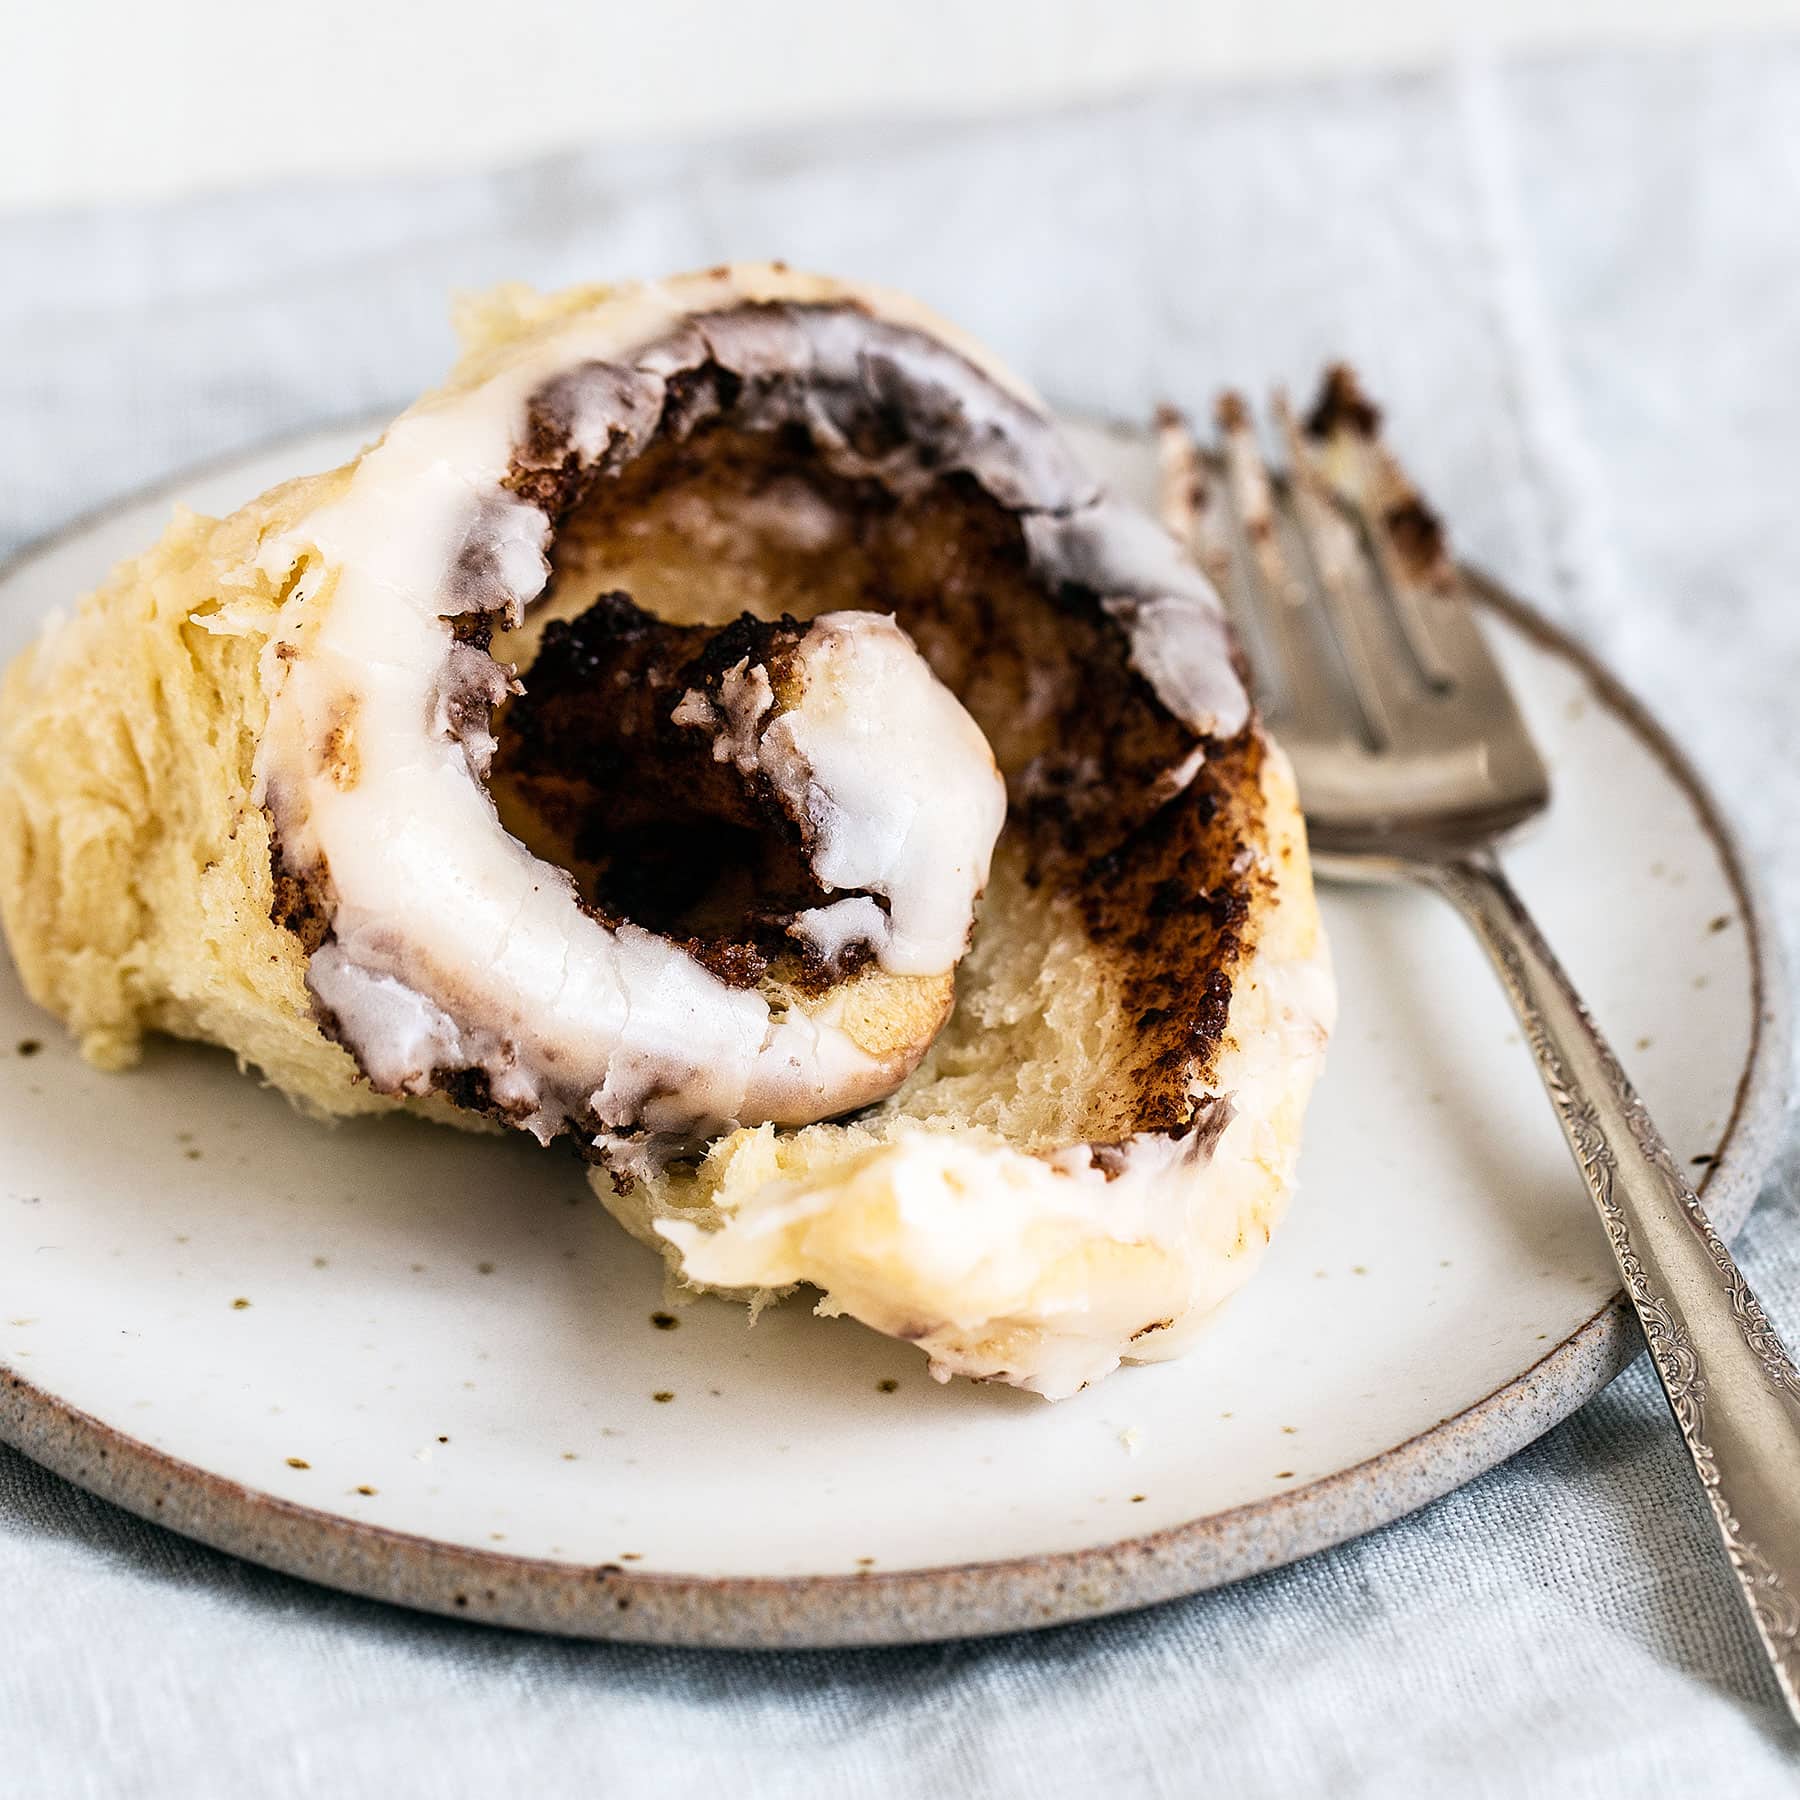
xmin=1158 ymin=373 xmax=1800 ymax=1722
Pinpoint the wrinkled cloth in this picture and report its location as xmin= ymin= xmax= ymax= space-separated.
xmin=4 ymin=41 xmax=1800 ymax=1797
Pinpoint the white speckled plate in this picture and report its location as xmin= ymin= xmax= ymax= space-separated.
xmin=0 ymin=418 xmax=1786 ymax=1647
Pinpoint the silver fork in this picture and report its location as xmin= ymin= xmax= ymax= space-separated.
xmin=1159 ymin=376 xmax=1800 ymax=1723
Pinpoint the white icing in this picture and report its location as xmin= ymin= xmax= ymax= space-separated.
xmin=699 ymin=657 xmax=774 ymax=775
xmin=1022 ymin=500 xmax=1249 ymax=741
xmin=256 ymin=407 xmax=905 ymax=1138
xmin=430 ymin=642 xmax=515 ymax=778
xmin=788 ymin=896 xmax=887 ymax=963
xmin=456 ymin=494 xmax=558 ymax=626
xmin=757 ymin=614 xmax=1005 ymax=977
xmin=668 ymin=688 xmax=715 ymax=732
xmin=306 ymin=946 xmax=467 ymax=1100
xmin=252 ymin=265 xmax=1246 ymax=1142
xmin=666 ymin=614 xmax=1004 ymax=975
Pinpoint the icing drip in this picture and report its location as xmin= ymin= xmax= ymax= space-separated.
xmin=754 ymin=614 xmax=1004 ymax=977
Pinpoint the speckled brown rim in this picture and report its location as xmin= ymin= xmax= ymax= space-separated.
xmin=0 ymin=420 xmax=1789 ymax=1650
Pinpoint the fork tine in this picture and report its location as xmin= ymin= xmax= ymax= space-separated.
xmin=1155 ymin=405 xmax=1237 ymax=599
xmin=1156 ymin=404 xmax=1280 ymax=698
xmin=1299 ymin=369 xmax=1460 ymax=690
xmin=1273 ymin=391 xmax=1411 ymax=749
xmin=1211 ymin=393 xmax=1354 ymax=736
xmin=1288 ymin=370 xmax=1551 ymax=811
xmin=1306 ymin=391 xmax=1530 ymax=723
xmin=1175 ymin=367 xmax=1551 ymax=854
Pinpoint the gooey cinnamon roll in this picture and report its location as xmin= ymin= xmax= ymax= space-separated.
xmin=0 ymin=264 xmax=1334 ymax=1397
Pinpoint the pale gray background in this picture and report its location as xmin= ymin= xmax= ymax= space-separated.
xmin=5 ymin=41 xmax=1800 ymax=1796
xmin=9 ymin=0 xmax=1797 ymax=210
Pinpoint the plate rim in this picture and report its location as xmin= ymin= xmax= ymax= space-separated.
xmin=0 ymin=421 xmax=1788 ymax=1649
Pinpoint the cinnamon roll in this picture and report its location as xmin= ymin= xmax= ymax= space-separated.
xmin=0 ymin=265 xmax=1334 ymax=1397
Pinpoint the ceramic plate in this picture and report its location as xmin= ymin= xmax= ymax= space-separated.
xmin=0 ymin=419 xmax=1785 ymax=1648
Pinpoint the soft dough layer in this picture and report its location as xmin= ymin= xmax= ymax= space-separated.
xmin=0 ymin=264 xmax=1334 ymax=1398
xmin=608 ymin=744 xmax=1331 ymax=1399
xmin=0 ymin=469 xmax=384 ymax=1104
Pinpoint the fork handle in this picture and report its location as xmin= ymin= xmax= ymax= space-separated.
xmin=1423 ymin=850 xmax=1800 ymax=1719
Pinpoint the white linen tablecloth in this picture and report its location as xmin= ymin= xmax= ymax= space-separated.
xmin=4 ymin=42 xmax=1800 ymax=1796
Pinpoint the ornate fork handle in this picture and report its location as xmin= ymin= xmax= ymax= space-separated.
xmin=1424 ymin=849 xmax=1800 ymax=1710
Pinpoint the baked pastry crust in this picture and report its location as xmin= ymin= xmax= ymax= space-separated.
xmin=0 ymin=265 xmax=1333 ymax=1396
